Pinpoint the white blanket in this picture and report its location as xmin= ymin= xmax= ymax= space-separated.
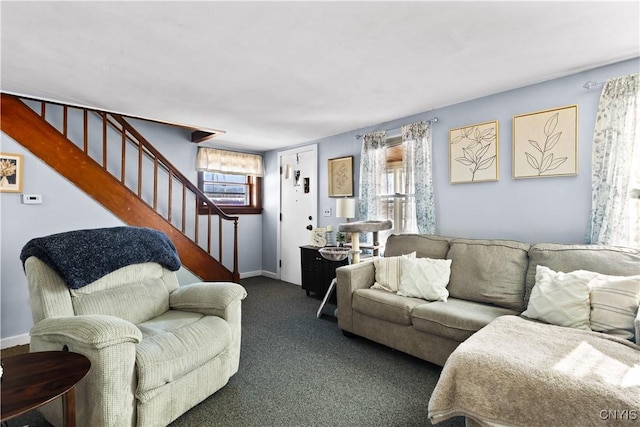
xmin=428 ymin=315 xmax=640 ymax=427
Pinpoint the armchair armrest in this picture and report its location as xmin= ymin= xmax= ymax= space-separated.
xmin=336 ymin=260 xmax=375 ymax=333
xmin=170 ymin=281 xmax=247 ymax=319
xmin=30 ymin=314 xmax=142 ymax=349
xmin=171 ymin=282 xmax=247 ymax=376
xmin=29 ymin=315 xmax=141 ymax=427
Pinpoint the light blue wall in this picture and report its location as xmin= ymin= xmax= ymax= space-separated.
xmin=1 ymin=119 xmax=263 ymax=344
xmin=3 ymin=58 xmax=638 ymax=343
xmin=0 ymin=134 xmax=124 ymax=341
xmin=262 ymin=58 xmax=640 ymax=273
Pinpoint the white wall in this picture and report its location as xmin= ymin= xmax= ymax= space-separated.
xmin=1 ymin=118 xmax=263 ymax=345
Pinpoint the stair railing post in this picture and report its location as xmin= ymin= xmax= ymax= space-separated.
xmin=233 ymin=218 xmax=239 ymax=283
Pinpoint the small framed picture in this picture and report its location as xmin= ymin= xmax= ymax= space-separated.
xmin=513 ymin=105 xmax=578 ymax=179
xmin=449 ymin=120 xmax=499 ymax=184
xmin=0 ymin=152 xmax=24 ymax=193
xmin=328 ymin=156 xmax=354 ymax=197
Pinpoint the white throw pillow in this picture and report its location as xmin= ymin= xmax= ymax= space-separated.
xmin=371 ymin=252 xmax=416 ymax=292
xmin=522 ymin=265 xmax=596 ymax=330
xmin=397 ymin=257 xmax=452 ymax=302
xmin=589 ymin=273 xmax=640 ymax=341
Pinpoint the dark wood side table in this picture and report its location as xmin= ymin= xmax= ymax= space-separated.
xmin=300 ymin=245 xmax=348 ymax=300
xmin=1 ymin=351 xmax=91 ymax=427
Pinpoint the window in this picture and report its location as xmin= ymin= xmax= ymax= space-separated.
xmin=381 ymin=140 xmax=411 ymax=234
xmin=198 ymin=172 xmax=262 ymax=214
xmin=201 ymin=172 xmax=248 ymax=205
xmin=196 ymin=147 xmax=263 ymax=214
xmin=359 ymin=122 xmax=435 ymax=240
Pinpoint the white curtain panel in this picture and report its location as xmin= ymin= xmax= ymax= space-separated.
xmin=358 ymin=131 xmax=388 ymax=224
xmin=402 ymin=121 xmax=436 ymax=234
xmin=586 ymin=73 xmax=640 ymax=247
xmin=196 ymin=147 xmax=264 ymax=176
xmin=357 ymin=121 xmax=437 ymax=245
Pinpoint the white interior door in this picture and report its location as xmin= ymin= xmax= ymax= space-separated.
xmin=278 ymin=145 xmax=317 ymax=285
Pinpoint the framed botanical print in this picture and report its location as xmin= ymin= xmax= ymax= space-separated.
xmin=513 ymin=105 xmax=578 ymax=179
xmin=328 ymin=156 xmax=354 ymax=197
xmin=449 ymin=120 xmax=499 ymax=184
xmin=0 ymin=152 xmax=24 ymax=193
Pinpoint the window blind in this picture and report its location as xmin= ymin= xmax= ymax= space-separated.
xmin=196 ymin=147 xmax=264 ymax=176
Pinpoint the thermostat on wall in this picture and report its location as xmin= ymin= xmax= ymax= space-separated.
xmin=22 ymin=194 xmax=43 ymax=204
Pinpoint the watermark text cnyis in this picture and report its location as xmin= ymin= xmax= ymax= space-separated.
xmin=598 ymin=409 xmax=638 ymax=421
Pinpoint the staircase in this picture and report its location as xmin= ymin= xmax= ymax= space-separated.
xmin=0 ymin=93 xmax=239 ymax=282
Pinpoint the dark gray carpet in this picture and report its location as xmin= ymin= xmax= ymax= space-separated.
xmin=9 ymin=276 xmax=464 ymax=427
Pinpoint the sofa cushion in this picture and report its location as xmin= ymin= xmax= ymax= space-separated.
xmin=352 ymin=288 xmax=427 ymax=326
xmin=525 ymin=243 xmax=640 ymax=306
xmin=589 ymin=273 xmax=640 ymax=340
xmin=397 ymin=257 xmax=451 ymax=302
xmin=521 ymin=265 xmax=594 ymax=330
xmin=411 ymin=298 xmax=518 ymax=341
xmin=384 ymin=234 xmax=451 ymax=259
xmin=135 ymin=310 xmax=231 ymax=394
xmin=371 ymin=252 xmax=416 ymax=292
xmin=447 ymin=239 xmax=530 ymax=311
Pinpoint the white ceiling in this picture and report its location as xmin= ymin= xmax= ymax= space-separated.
xmin=1 ymin=1 xmax=639 ymax=152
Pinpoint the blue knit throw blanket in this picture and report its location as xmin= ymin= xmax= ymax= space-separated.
xmin=20 ymin=226 xmax=181 ymax=289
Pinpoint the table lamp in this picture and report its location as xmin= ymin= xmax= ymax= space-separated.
xmin=336 ymin=197 xmax=355 ymax=222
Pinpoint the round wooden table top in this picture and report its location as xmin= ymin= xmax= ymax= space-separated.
xmin=1 ymin=351 xmax=91 ymax=422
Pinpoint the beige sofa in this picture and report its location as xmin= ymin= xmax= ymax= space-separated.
xmin=336 ymin=234 xmax=640 ymax=367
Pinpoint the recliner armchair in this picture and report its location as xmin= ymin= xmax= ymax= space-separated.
xmin=22 ymin=227 xmax=247 ymax=427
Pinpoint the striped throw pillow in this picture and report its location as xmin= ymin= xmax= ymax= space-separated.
xmin=589 ymin=274 xmax=640 ymax=341
xmin=371 ymin=252 xmax=416 ymax=293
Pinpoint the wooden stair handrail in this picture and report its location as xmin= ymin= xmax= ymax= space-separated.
xmin=1 ymin=93 xmax=240 ymax=282
xmin=108 ymin=115 xmax=238 ymax=222
xmin=107 ymin=114 xmax=240 ymax=280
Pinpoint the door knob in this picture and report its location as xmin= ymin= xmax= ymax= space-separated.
xmin=306 ymin=225 xmax=313 ymax=230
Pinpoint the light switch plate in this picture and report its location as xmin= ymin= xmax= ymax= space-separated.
xmin=323 ymin=207 xmax=331 ymax=217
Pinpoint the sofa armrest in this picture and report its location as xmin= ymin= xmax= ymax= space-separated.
xmin=636 ymin=309 xmax=640 ymax=346
xmin=170 ymin=281 xmax=247 ymax=319
xmin=30 ymin=314 xmax=142 ymax=349
xmin=336 ymin=260 xmax=375 ymax=333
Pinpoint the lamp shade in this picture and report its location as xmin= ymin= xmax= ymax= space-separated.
xmin=336 ymin=198 xmax=356 ymax=219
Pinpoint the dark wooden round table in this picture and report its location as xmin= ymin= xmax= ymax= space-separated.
xmin=1 ymin=351 xmax=91 ymax=427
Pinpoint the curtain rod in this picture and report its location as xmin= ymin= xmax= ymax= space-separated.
xmin=583 ymin=80 xmax=605 ymax=89
xmin=355 ymin=117 xmax=439 ymax=140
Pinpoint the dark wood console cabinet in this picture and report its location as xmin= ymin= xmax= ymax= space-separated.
xmin=300 ymin=245 xmax=348 ymax=303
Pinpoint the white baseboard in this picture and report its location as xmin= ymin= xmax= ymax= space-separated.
xmin=1 ymin=333 xmax=30 ymax=349
xmin=260 ymin=270 xmax=279 ymax=280
xmin=239 ymin=270 xmax=264 ymax=279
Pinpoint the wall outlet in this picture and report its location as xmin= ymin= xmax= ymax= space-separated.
xmin=323 ymin=207 xmax=331 ymax=217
